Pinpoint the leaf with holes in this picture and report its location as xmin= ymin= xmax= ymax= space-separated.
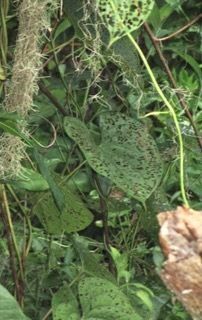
xmin=98 ymin=0 xmax=154 ymax=45
xmin=79 ymin=277 xmax=142 ymax=320
xmin=64 ymin=113 xmax=163 ymax=203
xmin=108 ymin=35 xmax=144 ymax=89
xmin=33 ymin=183 xmax=93 ymax=234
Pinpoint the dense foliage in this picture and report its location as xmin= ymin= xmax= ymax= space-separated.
xmin=0 ymin=0 xmax=201 ymax=319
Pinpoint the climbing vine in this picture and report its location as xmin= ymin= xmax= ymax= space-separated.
xmin=0 ymin=0 xmax=201 ymax=319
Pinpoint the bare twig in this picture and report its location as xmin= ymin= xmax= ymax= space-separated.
xmin=154 ymin=14 xmax=202 ymax=42
xmin=41 ymin=308 xmax=52 ymax=320
xmin=144 ymin=22 xmax=202 ymax=151
xmin=0 ymin=185 xmax=24 ymax=305
xmin=39 ymin=81 xmax=68 ymax=116
xmin=94 ymin=175 xmax=115 ymax=274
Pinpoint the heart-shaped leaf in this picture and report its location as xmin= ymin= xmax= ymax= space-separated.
xmin=64 ymin=113 xmax=163 ymax=203
xmin=98 ymin=0 xmax=154 ymax=45
xmin=79 ymin=277 xmax=142 ymax=320
xmin=33 ymin=182 xmax=93 ymax=234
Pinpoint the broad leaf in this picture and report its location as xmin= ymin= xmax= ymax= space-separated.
xmin=10 ymin=167 xmax=49 ymax=191
xmin=79 ymin=277 xmax=142 ymax=320
xmin=33 ymin=182 xmax=93 ymax=234
xmin=34 ymin=150 xmax=65 ymax=212
xmin=52 ymin=284 xmax=80 ymax=320
xmin=98 ymin=0 xmax=154 ymax=45
xmin=110 ymin=35 xmax=142 ymax=83
xmin=64 ymin=113 xmax=163 ymax=203
xmin=0 ymin=284 xmax=30 ymax=320
xmin=64 ymin=0 xmax=109 ymax=44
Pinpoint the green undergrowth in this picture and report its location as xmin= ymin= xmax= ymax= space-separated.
xmin=0 ymin=0 xmax=201 ymax=319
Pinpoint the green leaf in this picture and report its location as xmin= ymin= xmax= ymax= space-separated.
xmin=63 ymin=0 xmax=84 ymax=38
xmin=0 ymin=284 xmax=30 ymax=320
xmin=133 ymin=284 xmax=154 ymax=311
xmin=147 ymin=3 xmax=161 ymax=30
xmin=124 ymin=283 xmax=156 ymax=320
xmin=33 ymin=181 xmax=93 ymax=234
xmin=98 ymin=0 xmax=154 ymax=45
xmin=64 ymin=113 xmax=163 ymax=203
xmin=79 ymin=277 xmax=142 ymax=320
xmin=10 ymin=167 xmax=49 ymax=191
xmin=0 ymin=65 xmax=6 ymax=80
xmin=0 ymin=120 xmax=32 ymax=146
xmin=64 ymin=0 xmax=109 ymax=44
xmin=159 ymin=3 xmax=175 ymax=22
xmin=52 ymin=285 xmax=80 ymax=320
xmin=0 ymin=112 xmax=21 ymax=121
xmin=110 ymin=246 xmax=130 ymax=283
xmin=166 ymin=47 xmax=202 ymax=86
xmin=34 ymin=150 xmax=65 ymax=212
xmin=53 ymin=18 xmax=72 ymax=40
xmin=73 ymin=235 xmax=116 ymax=283
xmin=110 ymin=35 xmax=142 ymax=82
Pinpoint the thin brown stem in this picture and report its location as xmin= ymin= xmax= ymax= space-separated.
xmin=0 ymin=185 xmax=22 ymax=304
xmin=41 ymin=308 xmax=52 ymax=320
xmin=144 ymin=22 xmax=202 ymax=151
xmin=154 ymin=14 xmax=202 ymax=42
xmin=39 ymin=81 xmax=68 ymax=116
xmin=94 ymin=175 xmax=115 ymax=274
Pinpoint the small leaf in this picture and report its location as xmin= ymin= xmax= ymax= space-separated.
xmin=110 ymin=246 xmax=130 ymax=283
xmin=10 ymin=167 xmax=49 ymax=191
xmin=166 ymin=47 xmax=202 ymax=87
xmin=73 ymin=234 xmax=116 ymax=283
xmin=52 ymin=284 xmax=80 ymax=320
xmin=0 ymin=65 xmax=6 ymax=80
xmin=0 ymin=120 xmax=32 ymax=146
xmin=34 ymin=150 xmax=65 ymax=212
xmin=0 ymin=284 xmax=30 ymax=320
xmin=133 ymin=284 xmax=154 ymax=311
xmin=53 ymin=18 xmax=72 ymax=40
xmin=33 ymin=181 xmax=93 ymax=234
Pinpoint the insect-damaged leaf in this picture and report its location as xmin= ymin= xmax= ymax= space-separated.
xmin=98 ymin=0 xmax=154 ymax=45
xmin=64 ymin=113 xmax=163 ymax=203
xmin=79 ymin=277 xmax=142 ymax=320
xmin=33 ymin=183 xmax=93 ymax=234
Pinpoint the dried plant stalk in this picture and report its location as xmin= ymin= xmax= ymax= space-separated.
xmin=158 ymin=206 xmax=202 ymax=320
xmin=5 ymin=0 xmax=51 ymax=116
xmin=0 ymin=0 xmax=56 ymax=178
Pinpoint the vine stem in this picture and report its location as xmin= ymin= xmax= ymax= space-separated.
xmin=127 ymin=33 xmax=189 ymax=207
xmin=0 ymin=184 xmax=25 ymax=305
xmin=2 ymin=185 xmax=25 ymax=278
xmin=144 ymin=22 xmax=202 ymax=151
xmin=107 ymin=0 xmax=189 ymax=207
xmin=153 ymin=13 xmax=202 ymax=42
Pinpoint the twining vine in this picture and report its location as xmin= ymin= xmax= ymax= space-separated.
xmin=78 ymin=0 xmax=189 ymax=206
